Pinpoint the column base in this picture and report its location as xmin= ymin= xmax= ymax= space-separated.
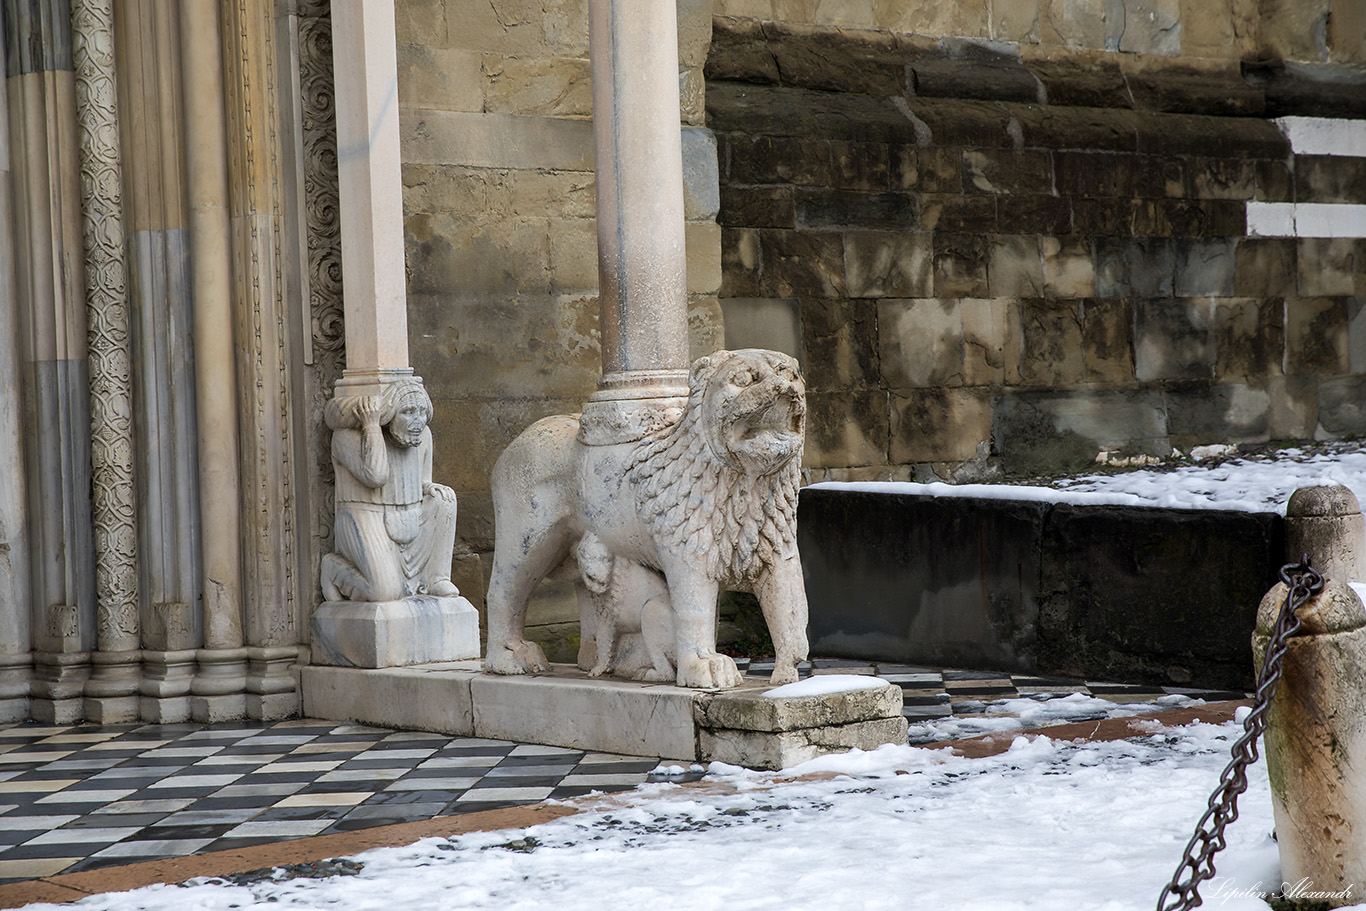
xmin=140 ymin=649 xmax=197 ymax=723
xmin=191 ymin=693 xmax=247 ymax=723
xmin=0 ymin=699 xmax=28 ymax=723
xmin=84 ymin=695 xmax=140 ymax=724
xmin=31 ymin=698 xmax=85 ymax=725
xmin=248 ymin=691 xmax=299 ymax=721
xmin=311 ymin=595 xmax=479 ymax=668
xmin=140 ymin=695 xmax=191 ymax=723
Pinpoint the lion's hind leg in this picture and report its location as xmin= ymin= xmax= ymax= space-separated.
xmin=484 ymin=415 xmax=579 ymax=676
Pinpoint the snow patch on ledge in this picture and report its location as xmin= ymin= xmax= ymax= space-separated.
xmin=809 ymin=447 xmax=1366 ymax=516
xmin=762 ymin=674 xmax=888 ymax=699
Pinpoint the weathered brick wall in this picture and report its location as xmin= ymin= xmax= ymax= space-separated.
xmin=709 ymin=10 xmax=1366 ymax=481
xmin=396 ymin=0 xmax=723 ymax=616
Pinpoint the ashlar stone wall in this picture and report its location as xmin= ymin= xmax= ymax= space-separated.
xmin=396 ymin=0 xmax=724 ymax=622
xmin=709 ymin=4 xmax=1366 ymax=481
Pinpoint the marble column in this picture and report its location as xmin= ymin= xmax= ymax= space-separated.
xmin=178 ymin=0 xmax=247 ymax=722
xmin=329 ymin=0 xmax=410 ymax=399
xmin=73 ymin=0 xmax=142 ymax=724
xmin=311 ymin=0 xmax=478 ymax=668
xmin=4 ymin=0 xmax=99 ymax=723
xmin=117 ymin=0 xmax=204 ymax=722
xmin=579 ymin=0 xmax=691 ymax=445
xmin=0 ymin=20 xmax=32 ymax=724
xmin=220 ymin=0 xmax=307 ymax=719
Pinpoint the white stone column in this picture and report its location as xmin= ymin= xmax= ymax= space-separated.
xmin=329 ymin=0 xmax=411 ymax=399
xmin=310 ymin=0 xmax=478 ymax=668
xmin=178 ymin=0 xmax=248 ymax=721
xmin=0 ymin=24 xmax=32 ymax=724
xmin=580 ymin=0 xmax=691 ymax=445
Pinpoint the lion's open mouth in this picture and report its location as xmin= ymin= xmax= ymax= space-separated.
xmin=729 ymin=391 xmax=805 ymax=462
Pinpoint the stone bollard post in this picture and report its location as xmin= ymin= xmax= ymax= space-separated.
xmin=1252 ymin=485 xmax=1366 ymax=907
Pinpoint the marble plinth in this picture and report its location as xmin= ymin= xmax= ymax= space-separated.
xmin=301 ymin=662 xmax=908 ymax=770
xmin=310 ymin=595 xmax=479 ymax=669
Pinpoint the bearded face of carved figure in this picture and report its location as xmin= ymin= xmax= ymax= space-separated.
xmin=698 ymin=349 xmax=806 ymax=476
xmin=387 ymin=398 xmax=429 ymax=449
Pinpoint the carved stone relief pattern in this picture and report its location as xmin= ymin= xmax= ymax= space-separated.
xmin=223 ymin=0 xmax=298 ymax=645
xmin=72 ymin=0 xmax=139 ymax=651
xmin=298 ymin=0 xmax=344 ymax=607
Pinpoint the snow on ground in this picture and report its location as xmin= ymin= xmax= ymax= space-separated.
xmin=24 ymin=720 xmax=1347 ymax=911
xmin=812 ymin=444 xmax=1366 ymax=514
xmin=907 ymin=692 xmax=1203 ymax=743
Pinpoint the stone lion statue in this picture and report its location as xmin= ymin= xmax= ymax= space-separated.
xmin=484 ymin=348 xmax=809 ymax=688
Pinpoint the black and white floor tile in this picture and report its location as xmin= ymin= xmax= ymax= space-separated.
xmin=0 ymin=661 xmax=1247 ymax=884
xmin=0 ymin=721 xmax=658 ymax=883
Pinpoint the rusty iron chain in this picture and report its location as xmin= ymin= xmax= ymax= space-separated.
xmin=1155 ymin=557 xmax=1324 ymax=911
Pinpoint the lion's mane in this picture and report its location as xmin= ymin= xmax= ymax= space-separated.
xmin=626 ymin=362 xmax=801 ymax=586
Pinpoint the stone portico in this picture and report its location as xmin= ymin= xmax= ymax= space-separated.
xmin=0 ymin=0 xmax=1363 ymax=727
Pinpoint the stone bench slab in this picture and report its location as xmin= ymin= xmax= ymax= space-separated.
xmin=301 ymin=663 xmax=908 ymax=769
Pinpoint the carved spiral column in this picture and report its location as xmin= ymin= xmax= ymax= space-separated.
xmin=4 ymin=0 xmax=99 ymax=723
xmin=298 ymin=0 xmax=345 ymax=616
xmin=72 ymin=0 xmax=141 ymax=724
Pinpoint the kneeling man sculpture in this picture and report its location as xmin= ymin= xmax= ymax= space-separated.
xmin=322 ymin=380 xmax=459 ymax=603
xmin=485 ymin=349 xmax=810 ymax=688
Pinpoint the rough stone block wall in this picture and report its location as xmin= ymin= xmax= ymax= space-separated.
xmin=396 ymin=0 xmax=723 ymax=629
xmin=708 ymin=7 xmax=1366 ymax=482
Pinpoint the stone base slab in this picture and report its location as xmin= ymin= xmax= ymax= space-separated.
xmin=248 ymin=691 xmax=300 ymax=721
xmin=83 ymin=695 xmax=140 ymax=724
xmin=310 ymin=596 xmax=480 ymax=669
xmin=191 ymin=693 xmax=247 ymax=723
xmin=30 ymin=698 xmax=83 ymax=725
xmin=139 ymin=695 xmax=191 ymax=723
xmin=301 ymin=662 xmax=908 ymax=769
xmin=700 ymin=717 xmax=909 ymax=769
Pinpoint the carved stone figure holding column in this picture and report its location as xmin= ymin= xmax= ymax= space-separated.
xmin=311 ymin=378 xmax=477 ymax=669
xmin=321 ymin=380 xmax=458 ymax=603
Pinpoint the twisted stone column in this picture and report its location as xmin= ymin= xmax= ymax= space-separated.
xmin=73 ymin=0 xmax=141 ymax=724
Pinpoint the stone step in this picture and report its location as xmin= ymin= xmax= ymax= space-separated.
xmin=301 ymin=662 xmax=908 ymax=770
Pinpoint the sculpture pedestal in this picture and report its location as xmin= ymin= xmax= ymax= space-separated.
xmin=310 ymin=596 xmax=479 ymax=668
xmin=301 ymin=662 xmax=908 ymax=770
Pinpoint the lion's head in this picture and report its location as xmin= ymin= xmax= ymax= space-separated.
xmin=695 ymin=349 xmax=807 ymax=477
xmin=629 ymin=349 xmax=805 ymax=585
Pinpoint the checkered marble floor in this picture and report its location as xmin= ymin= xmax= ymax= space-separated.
xmin=0 ymin=720 xmax=658 ymax=884
xmin=0 ymin=661 xmax=1247 ymax=885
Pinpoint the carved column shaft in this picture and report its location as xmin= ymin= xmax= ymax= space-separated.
xmin=0 ymin=18 xmax=32 ymax=723
xmin=4 ymin=0 xmax=99 ymax=723
xmin=73 ymin=0 xmax=141 ymax=723
xmin=221 ymin=0 xmax=302 ymax=656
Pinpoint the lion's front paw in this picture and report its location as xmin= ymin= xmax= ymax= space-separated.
xmin=768 ymin=664 xmax=800 ymax=686
xmin=484 ymin=639 xmax=549 ymax=675
xmin=675 ymin=650 xmax=743 ymax=689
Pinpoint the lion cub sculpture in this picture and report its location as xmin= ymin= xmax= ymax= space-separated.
xmin=484 ymin=349 xmax=810 ymax=688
